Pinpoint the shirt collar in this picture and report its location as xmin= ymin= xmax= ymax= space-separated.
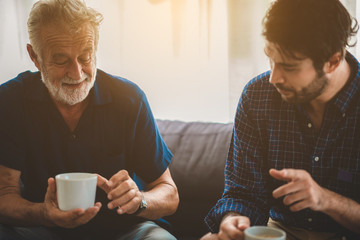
xmin=332 ymin=51 xmax=360 ymax=114
xmin=91 ymin=69 xmax=112 ymax=106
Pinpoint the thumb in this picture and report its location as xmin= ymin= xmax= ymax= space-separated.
xmin=96 ymin=174 xmax=111 ymax=193
xmin=45 ymin=178 xmax=57 ymax=203
xmin=237 ymin=218 xmax=250 ymax=230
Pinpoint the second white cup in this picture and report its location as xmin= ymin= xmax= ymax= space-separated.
xmin=55 ymin=172 xmax=97 ymax=211
xmin=244 ymin=226 xmax=286 ymax=240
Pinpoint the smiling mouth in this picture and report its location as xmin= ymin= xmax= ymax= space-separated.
xmin=62 ymin=80 xmax=86 ymax=88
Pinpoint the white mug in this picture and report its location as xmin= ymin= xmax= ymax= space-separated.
xmin=244 ymin=226 xmax=286 ymax=240
xmin=55 ymin=172 xmax=97 ymax=211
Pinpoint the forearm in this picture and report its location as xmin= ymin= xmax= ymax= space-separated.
xmin=0 ymin=194 xmax=49 ymax=227
xmin=323 ymin=189 xmax=360 ymax=234
xmin=138 ymin=182 xmax=179 ymax=220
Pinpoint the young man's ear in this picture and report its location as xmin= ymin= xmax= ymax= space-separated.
xmin=323 ymin=52 xmax=342 ymax=74
xmin=26 ymin=44 xmax=41 ymax=71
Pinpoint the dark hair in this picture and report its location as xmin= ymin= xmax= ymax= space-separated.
xmin=262 ymin=0 xmax=358 ymax=71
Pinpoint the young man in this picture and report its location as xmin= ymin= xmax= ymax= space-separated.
xmin=203 ymin=0 xmax=360 ymax=239
xmin=0 ymin=0 xmax=178 ymax=239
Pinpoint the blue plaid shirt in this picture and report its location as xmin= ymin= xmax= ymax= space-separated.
xmin=205 ymin=52 xmax=360 ymax=238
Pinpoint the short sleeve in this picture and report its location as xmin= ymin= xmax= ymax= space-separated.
xmin=0 ymin=79 xmax=26 ymax=171
xmin=127 ymin=90 xmax=172 ymax=183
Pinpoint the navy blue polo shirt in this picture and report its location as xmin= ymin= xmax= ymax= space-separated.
xmin=0 ymin=69 xmax=172 ymax=235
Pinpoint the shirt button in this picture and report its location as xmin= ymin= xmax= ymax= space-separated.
xmin=71 ymin=134 xmax=76 ymax=139
xmin=314 ymin=156 xmax=319 ymax=162
xmin=307 ymin=218 xmax=313 ymax=222
xmin=307 ymin=123 xmax=312 ymax=128
xmin=342 ymin=113 xmax=346 ymax=118
xmin=341 ymin=237 xmax=347 ymax=240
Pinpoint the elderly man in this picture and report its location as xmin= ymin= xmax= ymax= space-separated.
xmin=0 ymin=0 xmax=178 ymax=239
xmin=203 ymin=0 xmax=360 ymax=239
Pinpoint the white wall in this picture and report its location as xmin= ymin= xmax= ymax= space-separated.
xmin=0 ymin=0 xmax=230 ymax=123
xmin=90 ymin=0 xmax=230 ymax=123
xmin=0 ymin=0 xmax=37 ymax=81
xmin=1 ymin=0 xmax=359 ymax=123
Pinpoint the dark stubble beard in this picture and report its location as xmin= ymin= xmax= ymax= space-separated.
xmin=275 ymin=71 xmax=329 ymax=104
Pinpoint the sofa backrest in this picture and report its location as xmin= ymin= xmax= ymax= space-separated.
xmin=156 ymin=119 xmax=233 ymax=239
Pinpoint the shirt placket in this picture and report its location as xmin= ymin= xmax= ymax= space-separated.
xmin=302 ymin=104 xmax=342 ymax=230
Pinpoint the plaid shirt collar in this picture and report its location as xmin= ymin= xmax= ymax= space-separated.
xmin=332 ymin=51 xmax=360 ymax=114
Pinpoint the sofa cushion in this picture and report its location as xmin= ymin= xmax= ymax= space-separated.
xmin=156 ymin=119 xmax=233 ymax=239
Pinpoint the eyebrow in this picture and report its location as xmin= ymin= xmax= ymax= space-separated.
xmin=52 ymin=53 xmax=67 ymax=59
xmin=264 ymin=48 xmax=300 ymax=68
xmin=52 ymin=47 xmax=93 ymax=58
xmin=278 ymin=62 xmax=299 ymax=68
xmin=82 ymin=47 xmax=93 ymax=53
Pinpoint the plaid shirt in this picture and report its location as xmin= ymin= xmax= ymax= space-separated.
xmin=205 ymin=52 xmax=360 ymax=238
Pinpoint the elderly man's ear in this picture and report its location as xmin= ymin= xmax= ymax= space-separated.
xmin=26 ymin=44 xmax=41 ymax=71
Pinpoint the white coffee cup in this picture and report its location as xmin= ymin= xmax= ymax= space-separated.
xmin=55 ymin=172 xmax=97 ymax=211
xmin=244 ymin=226 xmax=286 ymax=240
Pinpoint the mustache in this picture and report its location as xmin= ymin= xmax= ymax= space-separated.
xmin=61 ymin=74 xmax=89 ymax=84
xmin=275 ymin=83 xmax=293 ymax=92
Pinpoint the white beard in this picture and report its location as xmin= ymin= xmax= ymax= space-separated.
xmin=41 ymin=67 xmax=96 ymax=106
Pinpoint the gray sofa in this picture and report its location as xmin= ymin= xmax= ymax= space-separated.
xmin=157 ymin=119 xmax=233 ymax=240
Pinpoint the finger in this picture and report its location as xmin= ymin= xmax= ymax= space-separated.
xmin=57 ymin=203 xmax=102 ymax=228
xmin=45 ymin=178 xmax=58 ymax=206
xmin=200 ymin=233 xmax=219 ymax=240
xmin=272 ymin=181 xmax=303 ymax=199
xmin=66 ymin=205 xmax=101 ymax=227
xmin=108 ymin=179 xmax=137 ymax=200
xmin=219 ymin=229 xmax=243 ymax=240
xmin=107 ymin=188 xmax=138 ymax=210
xmin=289 ymin=198 xmax=310 ymax=212
xmin=51 ymin=208 xmax=86 ymax=228
xmin=236 ymin=216 xmax=250 ymax=230
xmin=83 ymin=204 xmax=101 ymax=217
xmin=237 ymin=223 xmax=250 ymax=231
xmin=271 ymin=168 xmax=308 ymax=182
xmin=282 ymin=191 xmax=306 ymax=206
xmin=115 ymin=193 xmax=142 ymax=214
xmin=96 ymin=174 xmax=111 ymax=193
xmin=220 ymin=217 xmax=246 ymax=240
xmin=269 ymin=169 xmax=293 ymax=182
xmin=108 ymin=170 xmax=130 ymax=188
xmin=48 ymin=178 xmax=56 ymax=196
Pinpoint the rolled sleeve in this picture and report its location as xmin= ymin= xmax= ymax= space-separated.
xmin=205 ymin=197 xmax=269 ymax=233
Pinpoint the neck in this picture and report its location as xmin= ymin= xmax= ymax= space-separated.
xmin=304 ymin=58 xmax=351 ymax=131
xmin=52 ymin=97 xmax=90 ymax=132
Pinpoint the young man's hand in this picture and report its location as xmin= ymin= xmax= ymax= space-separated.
xmin=270 ymin=168 xmax=329 ymax=212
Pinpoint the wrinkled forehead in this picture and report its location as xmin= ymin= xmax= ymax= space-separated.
xmin=40 ymin=23 xmax=95 ymax=52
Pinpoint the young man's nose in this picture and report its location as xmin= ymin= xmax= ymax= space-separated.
xmin=269 ymin=64 xmax=284 ymax=85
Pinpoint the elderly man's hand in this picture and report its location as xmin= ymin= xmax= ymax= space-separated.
xmin=270 ymin=168 xmax=330 ymax=212
xmin=43 ymin=178 xmax=101 ymax=228
xmin=97 ymin=170 xmax=143 ymax=215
